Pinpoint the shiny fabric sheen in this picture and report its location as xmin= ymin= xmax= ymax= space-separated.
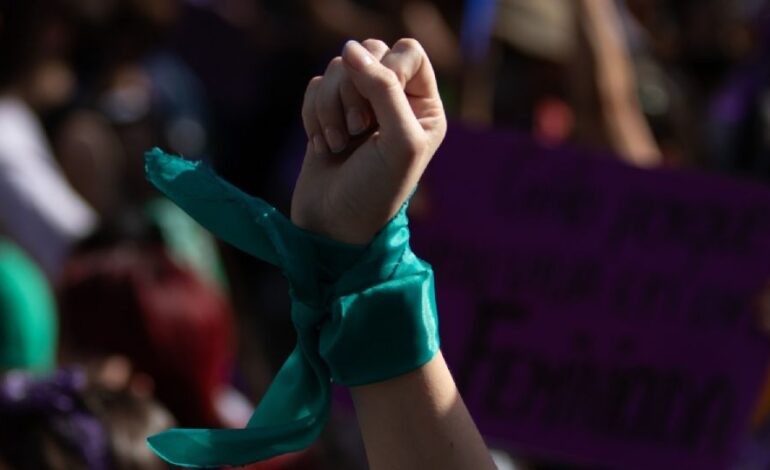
xmin=143 ymin=148 xmax=439 ymax=468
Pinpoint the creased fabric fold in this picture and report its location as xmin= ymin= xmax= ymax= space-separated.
xmin=143 ymin=148 xmax=439 ymax=468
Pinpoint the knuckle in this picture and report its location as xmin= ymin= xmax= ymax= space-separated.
xmin=301 ymin=104 xmax=312 ymax=122
xmin=301 ymin=112 xmax=317 ymax=133
xmin=324 ymin=56 xmax=344 ymax=74
xmin=304 ymin=76 xmax=322 ymax=98
xmin=302 ymin=78 xmax=322 ymax=124
xmin=394 ymin=37 xmax=422 ymax=53
xmin=362 ymin=38 xmax=388 ymax=51
xmin=301 ymin=104 xmax=316 ymax=124
xmin=362 ymin=38 xmax=386 ymax=47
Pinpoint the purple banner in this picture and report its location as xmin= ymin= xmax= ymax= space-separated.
xmin=409 ymin=125 xmax=770 ymax=469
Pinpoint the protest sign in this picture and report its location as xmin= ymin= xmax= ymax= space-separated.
xmin=409 ymin=125 xmax=770 ymax=469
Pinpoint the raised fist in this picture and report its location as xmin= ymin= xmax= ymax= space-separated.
xmin=291 ymin=39 xmax=446 ymax=244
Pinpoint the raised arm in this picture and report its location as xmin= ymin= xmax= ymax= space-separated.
xmin=291 ymin=38 xmax=496 ymax=469
xmin=352 ymin=350 xmax=496 ymax=469
xmin=573 ymin=0 xmax=662 ymax=167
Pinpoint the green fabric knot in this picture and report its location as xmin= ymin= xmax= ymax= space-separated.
xmin=143 ymin=148 xmax=439 ymax=468
xmin=290 ymin=301 xmax=324 ymax=329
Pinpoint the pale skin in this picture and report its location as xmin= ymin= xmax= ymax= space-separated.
xmin=574 ymin=0 xmax=662 ymax=167
xmin=291 ymin=39 xmax=496 ymax=469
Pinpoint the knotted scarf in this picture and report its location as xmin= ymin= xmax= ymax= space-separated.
xmin=143 ymin=148 xmax=439 ymax=467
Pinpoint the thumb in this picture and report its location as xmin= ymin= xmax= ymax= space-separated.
xmin=342 ymin=40 xmax=424 ymax=156
xmin=379 ymin=38 xmax=440 ymax=104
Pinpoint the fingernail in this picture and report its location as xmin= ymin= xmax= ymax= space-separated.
xmin=346 ymin=108 xmax=367 ymax=135
xmin=324 ymin=127 xmax=346 ymax=153
xmin=344 ymin=40 xmax=374 ymax=71
xmin=312 ymin=134 xmax=328 ymax=155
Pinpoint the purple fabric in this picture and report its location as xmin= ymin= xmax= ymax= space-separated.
xmin=0 ymin=368 xmax=112 ymax=470
xmin=408 ymin=124 xmax=770 ymax=469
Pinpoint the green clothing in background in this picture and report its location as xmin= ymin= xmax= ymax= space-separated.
xmin=0 ymin=239 xmax=57 ymax=372
xmin=146 ymin=197 xmax=229 ymax=291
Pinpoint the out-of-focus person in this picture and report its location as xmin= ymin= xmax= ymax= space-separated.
xmin=0 ymin=0 xmax=97 ymax=277
xmin=0 ymin=367 xmax=174 ymax=469
xmin=57 ymin=232 xmax=243 ymax=429
xmin=0 ymin=239 xmax=57 ymax=373
xmin=57 ymin=225 xmax=322 ymax=468
xmin=460 ymin=0 xmax=663 ymax=166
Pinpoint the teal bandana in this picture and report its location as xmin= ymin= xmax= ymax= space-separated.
xmin=144 ymin=148 xmax=440 ymax=467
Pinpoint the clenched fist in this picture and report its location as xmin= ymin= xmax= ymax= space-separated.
xmin=291 ymin=39 xmax=446 ymax=244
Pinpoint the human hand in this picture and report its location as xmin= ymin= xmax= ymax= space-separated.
xmin=291 ymin=39 xmax=446 ymax=244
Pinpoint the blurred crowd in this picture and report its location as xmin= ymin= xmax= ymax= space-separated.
xmin=0 ymin=0 xmax=768 ymax=468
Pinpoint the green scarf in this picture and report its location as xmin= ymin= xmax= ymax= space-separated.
xmin=144 ymin=148 xmax=439 ymax=467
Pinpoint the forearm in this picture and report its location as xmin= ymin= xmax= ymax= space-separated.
xmin=298 ymin=39 xmax=491 ymax=469
xmin=141 ymin=39 xmax=489 ymax=469
xmin=578 ymin=0 xmax=662 ymax=166
xmin=351 ymin=351 xmax=496 ymax=470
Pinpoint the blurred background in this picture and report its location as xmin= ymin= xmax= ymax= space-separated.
xmin=0 ymin=0 xmax=768 ymax=468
